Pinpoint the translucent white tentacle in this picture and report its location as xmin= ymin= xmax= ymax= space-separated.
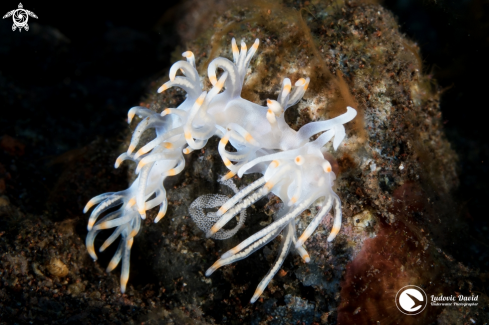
xmin=297 ymin=107 xmax=357 ymax=141
xmin=250 ymin=222 xmax=293 ymax=303
xmin=295 ymin=195 xmax=333 ymax=247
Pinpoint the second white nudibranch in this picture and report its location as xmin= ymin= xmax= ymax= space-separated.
xmin=84 ymin=37 xmax=356 ymax=301
xmin=199 ymin=106 xmax=355 ymax=303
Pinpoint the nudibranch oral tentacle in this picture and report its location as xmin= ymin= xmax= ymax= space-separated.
xmin=84 ymin=37 xmax=357 ymax=300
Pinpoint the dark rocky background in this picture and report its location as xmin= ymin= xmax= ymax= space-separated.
xmin=0 ymin=0 xmax=488 ymax=323
xmin=383 ymin=0 xmax=489 ymax=273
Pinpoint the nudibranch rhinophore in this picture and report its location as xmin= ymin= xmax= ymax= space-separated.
xmin=83 ymin=37 xmax=357 ymax=301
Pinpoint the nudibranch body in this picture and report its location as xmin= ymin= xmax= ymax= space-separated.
xmin=202 ymin=106 xmax=355 ymax=302
xmin=83 ymin=37 xmax=356 ymax=301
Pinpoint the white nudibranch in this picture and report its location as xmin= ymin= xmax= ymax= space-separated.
xmin=83 ymin=37 xmax=357 ymax=300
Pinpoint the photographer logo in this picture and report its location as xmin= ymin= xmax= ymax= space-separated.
xmin=395 ymin=285 xmax=428 ymax=315
xmin=3 ymin=3 xmax=38 ymax=32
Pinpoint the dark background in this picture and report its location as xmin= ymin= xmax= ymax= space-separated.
xmin=0 ymin=0 xmax=179 ymax=213
xmin=383 ymin=0 xmax=489 ymax=271
xmin=0 ymin=0 xmax=487 ymax=272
